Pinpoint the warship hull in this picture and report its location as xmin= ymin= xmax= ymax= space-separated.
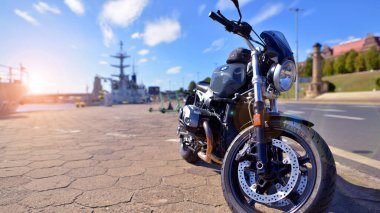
xmin=0 ymin=83 xmax=27 ymax=115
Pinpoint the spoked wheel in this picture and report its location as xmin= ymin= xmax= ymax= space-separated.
xmin=222 ymin=121 xmax=336 ymax=213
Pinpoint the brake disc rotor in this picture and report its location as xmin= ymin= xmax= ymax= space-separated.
xmin=237 ymin=139 xmax=300 ymax=204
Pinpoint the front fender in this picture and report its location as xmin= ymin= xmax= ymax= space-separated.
xmin=265 ymin=112 xmax=314 ymax=127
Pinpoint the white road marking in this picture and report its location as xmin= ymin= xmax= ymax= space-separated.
xmin=324 ymin=114 xmax=365 ymax=121
xmin=353 ymin=105 xmax=377 ymax=108
xmin=106 ymin=133 xmax=136 ymax=138
xmin=329 ymin=146 xmax=380 ymax=170
xmin=283 ymin=110 xmax=304 ymax=115
xmin=165 ymin=139 xmax=179 ymax=142
xmin=55 ymin=129 xmax=81 ymax=133
xmin=303 ymin=108 xmax=345 ymax=112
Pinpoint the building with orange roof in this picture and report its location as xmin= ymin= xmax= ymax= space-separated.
xmin=322 ymin=33 xmax=380 ymax=59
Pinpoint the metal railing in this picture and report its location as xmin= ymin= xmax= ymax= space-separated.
xmin=0 ymin=64 xmax=28 ymax=84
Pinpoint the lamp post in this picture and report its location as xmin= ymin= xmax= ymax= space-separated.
xmin=290 ymin=8 xmax=304 ymax=101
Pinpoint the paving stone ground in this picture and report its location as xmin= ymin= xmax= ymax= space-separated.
xmin=0 ymin=105 xmax=379 ymax=212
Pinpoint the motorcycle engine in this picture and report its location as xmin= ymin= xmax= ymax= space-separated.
xmin=179 ymin=105 xmax=211 ymax=130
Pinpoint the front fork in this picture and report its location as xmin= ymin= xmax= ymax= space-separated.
xmin=248 ymin=44 xmax=277 ymax=177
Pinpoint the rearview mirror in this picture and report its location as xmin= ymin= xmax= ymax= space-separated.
xmin=231 ymin=0 xmax=242 ymax=23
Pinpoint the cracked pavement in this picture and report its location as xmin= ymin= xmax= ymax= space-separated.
xmin=0 ymin=105 xmax=379 ymax=212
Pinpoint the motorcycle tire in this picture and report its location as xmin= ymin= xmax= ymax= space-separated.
xmin=222 ymin=120 xmax=336 ymax=213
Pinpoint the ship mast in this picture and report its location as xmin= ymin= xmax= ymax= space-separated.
xmin=110 ymin=41 xmax=130 ymax=80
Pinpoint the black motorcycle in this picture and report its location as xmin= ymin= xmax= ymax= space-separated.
xmin=177 ymin=1 xmax=336 ymax=212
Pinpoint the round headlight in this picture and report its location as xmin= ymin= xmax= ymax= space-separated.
xmin=272 ymin=60 xmax=296 ymax=92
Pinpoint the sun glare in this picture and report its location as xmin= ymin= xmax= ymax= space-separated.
xmin=28 ymin=74 xmax=46 ymax=94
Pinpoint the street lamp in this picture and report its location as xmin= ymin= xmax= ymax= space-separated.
xmin=290 ymin=8 xmax=304 ymax=101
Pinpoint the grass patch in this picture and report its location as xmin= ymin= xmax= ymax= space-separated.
xmin=322 ymin=71 xmax=380 ymax=92
xmin=279 ymin=70 xmax=380 ymax=99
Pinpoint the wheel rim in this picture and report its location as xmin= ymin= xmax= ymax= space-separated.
xmin=227 ymin=128 xmax=317 ymax=212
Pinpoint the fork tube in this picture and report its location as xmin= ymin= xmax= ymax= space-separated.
xmin=250 ymin=49 xmax=270 ymax=176
xmin=270 ymin=99 xmax=278 ymax=113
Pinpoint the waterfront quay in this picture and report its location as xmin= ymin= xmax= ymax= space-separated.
xmin=0 ymin=105 xmax=379 ymax=212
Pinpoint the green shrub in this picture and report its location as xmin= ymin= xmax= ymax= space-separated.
xmin=324 ymin=81 xmax=336 ymax=92
xmin=376 ymin=78 xmax=380 ymax=89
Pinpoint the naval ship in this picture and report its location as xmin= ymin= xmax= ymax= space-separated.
xmin=0 ymin=64 xmax=28 ymax=115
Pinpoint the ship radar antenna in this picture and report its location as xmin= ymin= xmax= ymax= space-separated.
xmin=119 ymin=41 xmax=123 ymax=52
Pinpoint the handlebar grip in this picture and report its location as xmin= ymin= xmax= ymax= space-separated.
xmin=209 ymin=11 xmax=231 ymax=30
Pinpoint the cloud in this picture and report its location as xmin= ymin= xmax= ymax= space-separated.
xmin=138 ymin=58 xmax=148 ymax=64
xmin=302 ymin=8 xmax=315 ymax=17
xmin=138 ymin=49 xmax=150 ymax=56
xmin=131 ymin=32 xmax=142 ymax=39
xmin=99 ymin=0 xmax=149 ymax=47
xmin=203 ymin=38 xmax=226 ymax=53
xmin=167 ymin=66 xmax=181 ymax=74
xmin=339 ymin=36 xmax=361 ymax=45
xmin=64 ymin=0 xmax=85 ymax=15
xmin=250 ymin=3 xmax=284 ymax=25
xmin=14 ymin=9 xmax=40 ymax=26
xmin=70 ymin=44 xmax=78 ymax=49
xmin=99 ymin=22 xmax=115 ymax=47
xmin=99 ymin=60 xmax=109 ymax=65
xmin=288 ymin=0 xmax=300 ymax=9
xmin=34 ymin=2 xmax=61 ymax=14
xmin=198 ymin=4 xmax=206 ymax=16
xmin=216 ymin=0 xmax=252 ymax=10
xmin=142 ymin=18 xmax=181 ymax=46
xmin=100 ymin=0 xmax=148 ymax=27
xmin=326 ymin=36 xmax=361 ymax=45
xmin=152 ymin=79 xmax=164 ymax=85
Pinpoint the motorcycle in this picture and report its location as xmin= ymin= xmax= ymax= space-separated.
xmin=177 ymin=0 xmax=336 ymax=212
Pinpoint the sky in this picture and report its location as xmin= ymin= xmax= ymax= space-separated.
xmin=0 ymin=0 xmax=379 ymax=94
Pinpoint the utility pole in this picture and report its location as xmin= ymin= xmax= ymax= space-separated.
xmin=290 ymin=8 xmax=304 ymax=101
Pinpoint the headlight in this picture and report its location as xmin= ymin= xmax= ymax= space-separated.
xmin=271 ymin=60 xmax=296 ymax=92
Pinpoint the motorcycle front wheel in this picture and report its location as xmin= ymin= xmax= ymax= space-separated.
xmin=222 ymin=120 xmax=336 ymax=213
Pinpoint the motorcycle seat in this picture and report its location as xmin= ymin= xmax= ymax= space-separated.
xmin=196 ymin=81 xmax=210 ymax=93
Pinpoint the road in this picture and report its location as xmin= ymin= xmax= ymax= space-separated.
xmin=278 ymin=102 xmax=380 ymax=176
xmin=0 ymin=104 xmax=378 ymax=212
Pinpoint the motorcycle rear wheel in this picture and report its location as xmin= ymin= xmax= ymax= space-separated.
xmin=222 ymin=120 xmax=336 ymax=213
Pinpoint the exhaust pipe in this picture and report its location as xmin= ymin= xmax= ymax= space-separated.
xmin=198 ymin=120 xmax=223 ymax=164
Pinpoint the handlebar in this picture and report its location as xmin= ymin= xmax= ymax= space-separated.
xmin=209 ymin=11 xmax=233 ymax=31
xmin=209 ymin=10 xmax=253 ymax=40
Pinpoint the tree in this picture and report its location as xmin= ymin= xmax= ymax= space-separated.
xmin=202 ymin=77 xmax=211 ymax=83
xmin=344 ymin=50 xmax=358 ymax=73
xmin=322 ymin=59 xmax=334 ymax=76
xmin=300 ymin=57 xmax=313 ymax=77
xmin=334 ymin=54 xmax=346 ymax=74
xmin=187 ymin=81 xmax=196 ymax=92
xmin=364 ymin=46 xmax=379 ymax=70
xmin=355 ymin=52 xmax=366 ymax=71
